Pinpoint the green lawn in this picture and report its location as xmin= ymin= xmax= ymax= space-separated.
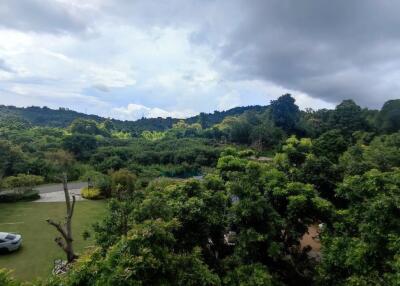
xmin=0 ymin=201 xmax=106 ymax=282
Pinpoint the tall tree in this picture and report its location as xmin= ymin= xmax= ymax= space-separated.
xmin=377 ymin=99 xmax=400 ymax=133
xmin=62 ymin=134 xmax=97 ymax=161
xmin=270 ymin=94 xmax=300 ymax=133
xmin=69 ymin=118 xmax=102 ymax=135
xmin=329 ymin=100 xmax=367 ymax=136
xmin=312 ymin=129 xmax=348 ymax=163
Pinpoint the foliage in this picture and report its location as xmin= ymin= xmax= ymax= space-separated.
xmin=2 ymin=174 xmax=44 ymax=192
xmin=223 ymin=264 xmax=278 ymax=286
xmin=63 ymin=134 xmax=97 ymax=161
xmin=274 ymin=135 xmax=348 ymax=205
xmin=249 ymin=123 xmax=285 ymax=150
xmin=0 ymin=269 xmax=20 ymax=286
xmin=274 ymin=136 xmax=312 ymax=174
xmin=43 ymin=150 xmax=77 ymax=181
xmin=328 ymin=100 xmax=368 ymax=136
xmin=377 ymin=99 xmax=400 ymax=133
xmin=0 ymin=140 xmax=26 ymax=177
xmin=1 ymin=95 xmax=400 ymax=285
xmin=111 ymin=169 xmax=136 ymax=197
xmin=317 ymin=169 xmax=400 ymax=285
xmin=0 ymin=104 xmax=266 ymax=134
xmin=312 ymin=129 xmax=348 ymax=162
xmin=0 ymin=174 xmax=43 ymax=202
xmin=224 ymin=159 xmax=333 ymax=284
xmin=299 ymin=154 xmax=341 ymax=203
xmin=270 ymin=94 xmax=300 ymax=133
xmin=81 ymin=187 xmax=102 ymax=200
xmin=76 ymin=152 xmax=334 ymax=286
xmin=0 ymin=189 xmax=40 ymax=203
xmin=51 ymin=220 xmax=221 ymax=286
xmin=80 ymin=170 xmax=111 ymax=197
xmin=228 ymin=118 xmax=252 ymax=144
xmin=339 ymin=132 xmax=400 ymax=176
xmin=69 ymin=118 xmax=108 ymax=136
xmin=141 ymin=130 xmax=166 ymax=141
xmin=92 ymin=198 xmax=136 ymax=250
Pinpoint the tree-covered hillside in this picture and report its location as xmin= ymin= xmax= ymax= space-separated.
xmin=0 ymin=104 xmax=266 ymax=134
xmin=1 ymin=94 xmax=400 ymax=285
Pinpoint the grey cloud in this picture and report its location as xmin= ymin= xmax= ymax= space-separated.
xmin=2 ymin=0 xmax=399 ymax=109
xmin=104 ymin=0 xmax=400 ymax=108
xmin=211 ymin=0 xmax=400 ymax=108
xmin=100 ymin=0 xmax=213 ymax=28
xmin=0 ymin=0 xmax=90 ymax=34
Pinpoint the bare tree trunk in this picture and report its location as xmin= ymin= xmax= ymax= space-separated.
xmin=46 ymin=173 xmax=78 ymax=263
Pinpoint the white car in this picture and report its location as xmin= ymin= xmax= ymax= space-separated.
xmin=0 ymin=232 xmax=22 ymax=252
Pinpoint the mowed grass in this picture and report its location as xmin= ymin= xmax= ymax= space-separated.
xmin=0 ymin=200 xmax=106 ymax=282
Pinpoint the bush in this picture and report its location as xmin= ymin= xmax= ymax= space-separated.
xmin=0 ymin=174 xmax=43 ymax=202
xmin=0 ymin=190 xmax=40 ymax=203
xmin=217 ymin=155 xmax=247 ymax=172
xmin=0 ymin=268 xmax=20 ymax=286
xmin=238 ymin=149 xmax=256 ymax=158
xmin=81 ymin=187 xmax=102 ymax=200
xmin=111 ymin=169 xmax=136 ymax=196
xmin=204 ymin=174 xmax=225 ymax=190
xmin=221 ymin=147 xmax=238 ymax=157
xmin=2 ymin=174 xmax=44 ymax=193
xmin=80 ymin=170 xmax=111 ymax=197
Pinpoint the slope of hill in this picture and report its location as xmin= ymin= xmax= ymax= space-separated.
xmin=0 ymin=105 xmax=104 ymax=127
xmin=0 ymin=104 xmax=267 ymax=133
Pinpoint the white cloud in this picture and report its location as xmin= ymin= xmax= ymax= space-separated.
xmin=0 ymin=24 xmax=226 ymax=115
xmin=112 ymin=103 xmax=196 ymax=120
xmin=217 ymin=91 xmax=241 ymax=110
xmin=0 ymin=0 xmax=342 ymax=120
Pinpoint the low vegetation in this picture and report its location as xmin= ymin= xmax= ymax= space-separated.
xmin=80 ymin=187 xmax=102 ymax=200
xmin=0 ymin=174 xmax=43 ymax=202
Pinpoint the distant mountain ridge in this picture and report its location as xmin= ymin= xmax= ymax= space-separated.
xmin=0 ymin=104 xmax=267 ymax=134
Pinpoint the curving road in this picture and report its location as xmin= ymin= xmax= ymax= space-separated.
xmin=33 ymin=182 xmax=87 ymax=203
xmin=35 ymin=182 xmax=87 ymax=194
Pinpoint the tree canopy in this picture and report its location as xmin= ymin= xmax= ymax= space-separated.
xmin=1 ymin=95 xmax=400 ymax=285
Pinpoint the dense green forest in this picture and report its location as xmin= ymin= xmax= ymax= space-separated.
xmin=1 ymin=94 xmax=400 ymax=285
xmin=0 ymin=104 xmax=265 ymax=134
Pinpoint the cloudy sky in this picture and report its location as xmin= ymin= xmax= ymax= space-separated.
xmin=0 ymin=0 xmax=399 ymax=120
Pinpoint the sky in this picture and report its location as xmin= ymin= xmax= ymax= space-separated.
xmin=0 ymin=0 xmax=399 ymax=120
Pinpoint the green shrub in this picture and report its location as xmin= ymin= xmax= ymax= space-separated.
xmin=0 ymin=174 xmax=42 ymax=202
xmin=2 ymin=174 xmax=44 ymax=193
xmin=0 ymin=190 xmax=40 ymax=203
xmin=238 ymin=149 xmax=256 ymax=158
xmin=81 ymin=187 xmax=102 ymax=200
xmin=80 ymin=170 xmax=111 ymax=197
xmin=217 ymin=155 xmax=247 ymax=172
xmin=221 ymin=147 xmax=238 ymax=157
xmin=0 ymin=268 xmax=20 ymax=286
xmin=111 ymin=169 xmax=136 ymax=196
xmin=204 ymin=174 xmax=225 ymax=190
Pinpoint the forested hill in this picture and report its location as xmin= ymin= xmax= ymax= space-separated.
xmin=0 ymin=104 xmax=267 ymax=134
xmin=0 ymin=105 xmax=104 ymax=127
xmin=2 ymin=94 xmax=400 ymax=285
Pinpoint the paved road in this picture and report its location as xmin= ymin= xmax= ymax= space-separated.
xmin=34 ymin=182 xmax=87 ymax=194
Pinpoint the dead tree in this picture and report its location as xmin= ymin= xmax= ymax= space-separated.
xmin=46 ymin=173 xmax=78 ymax=263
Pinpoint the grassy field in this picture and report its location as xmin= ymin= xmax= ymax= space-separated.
xmin=0 ymin=200 xmax=106 ymax=282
